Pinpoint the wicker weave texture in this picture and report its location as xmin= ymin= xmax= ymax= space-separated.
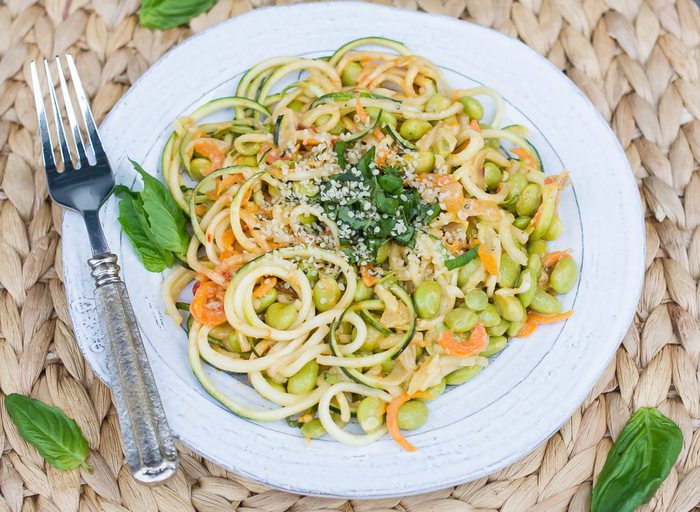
xmin=0 ymin=0 xmax=699 ymax=511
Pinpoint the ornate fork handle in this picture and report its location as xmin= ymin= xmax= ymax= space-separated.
xmin=89 ymin=254 xmax=178 ymax=484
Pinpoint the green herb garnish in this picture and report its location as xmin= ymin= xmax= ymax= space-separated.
xmin=591 ymin=407 xmax=682 ymax=512
xmin=115 ymin=159 xmax=189 ymax=272
xmin=317 ymin=147 xmax=439 ymax=263
xmin=4 ymin=394 xmax=92 ymax=472
xmin=139 ymin=0 xmax=219 ymax=30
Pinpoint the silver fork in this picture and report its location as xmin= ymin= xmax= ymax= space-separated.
xmin=30 ymin=55 xmax=178 ymax=484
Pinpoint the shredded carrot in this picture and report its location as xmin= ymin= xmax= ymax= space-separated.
xmin=443 ymin=238 xmax=466 ymax=255
xmin=517 ymin=310 xmax=573 ymax=337
xmin=478 ymin=244 xmax=499 ymax=276
xmin=192 ymin=139 xmax=226 ymax=175
xmin=440 ymin=182 xmax=464 ymax=213
xmin=528 ymin=310 xmax=573 ymax=324
xmin=517 ymin=319 xmax=538 ymax=337
xmin=355 ymin=97 xmax=368 ymax=123
xmin=437 ymin=323 xmax=488 ymax=357
xmin=253 ymin=277 xmax=277 ymax=298
xmin=470 ymin=119 xmax=481 ymax=132
xmin=373 ymin=127 xmax=384 ymax=139
xmin=360 ymin=266 xmax=379 ymax=287
xmin=511 ymin=147 xmax=536 ymax=169
xmin=194 ymin=204 xmax=207 ymax=217
xmin=542 ymin=250 xmax=571 ymax=269
xmin=386 ymin=391 xmax=433 ymax=451
xmin=217 ymin=174 xmax=244 ymax=196
xmin=190 ymin=281 xmax=227 ymax=326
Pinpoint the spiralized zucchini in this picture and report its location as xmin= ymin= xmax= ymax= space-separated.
xmin=161 ymin=37 xmax=576 ymax=451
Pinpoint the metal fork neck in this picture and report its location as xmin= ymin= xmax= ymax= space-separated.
xmin=83 ymin=210 xmax=110 ymax=256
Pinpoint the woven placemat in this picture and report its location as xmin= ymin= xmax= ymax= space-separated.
xmin=1 ymin=0 xmax=699 ymax=510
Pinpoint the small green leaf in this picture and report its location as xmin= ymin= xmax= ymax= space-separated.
xmin=445 ymin=246 xmax=479 ymax=270
xmin=139 ymin=0 xmax=219 ymax=30
xmin=591 ymin=407 xmax=682 ymax=512
xmin=117 ymin=195 xmax=173 ymax=272
xmin=377 ymin=173 xmax=403 ymax=194
xmin=334 ymin=141 xmax=347 ymax=170
xmin=4 ymin=394 xmax=91 ymax=472
xmin=130 ymin=159 xmax=189 ymax=255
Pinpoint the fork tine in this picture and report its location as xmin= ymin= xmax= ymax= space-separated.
xmin=65 ymin=54 xmax=105 ymax=160
xmin=29 ymin=60 xmax=57 ymax=172
xmin=43 ymin=59 xmax=73 ymax=169
xmin=55 ymin=56 xmax=89 ymax=166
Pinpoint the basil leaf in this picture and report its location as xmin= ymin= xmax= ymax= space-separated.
xmin=356 ymin=147 xmax=375 ymax=178
xmin=130 ymin=159 xmax=189 ymax=255
xmin=139 ymin=0 xmax=219 ymax=30
xmin=117 ymin=195 xmax=173 ymax=272
xmin=334 ymin=141 xmax=347 ymax=170
xmin=377 ymin=173 xmax=403 ymax=195
xmin=445 ymin=245 xmax=479 ymax=270
xmin=393 ymin=224 xmax=416 ymax=247
xmin=591 ymin=407 xmax=682 ymax=512
xmin=4 ymin=394 xmax=91 ymax=472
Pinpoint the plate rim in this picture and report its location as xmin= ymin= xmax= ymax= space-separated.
xmin=62 ymin=1 xmax=645 ymax=498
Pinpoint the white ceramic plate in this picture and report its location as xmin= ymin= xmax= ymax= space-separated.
xmin=62 ymin=2 xmax=644 ymax=498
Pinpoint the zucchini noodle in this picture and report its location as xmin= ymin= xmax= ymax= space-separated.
xmin=157 ymin=37 xmax=575 ymax=450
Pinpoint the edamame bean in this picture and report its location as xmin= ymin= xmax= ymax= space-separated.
xmin=464 ymin=289 xmax=488 ymax=311
xmin=487 ymin=318 xmax=509 ymax=336
xmin=517 ymin=269 xmax=537 ymax=308
xmin=288 ymin=100 xmax=304 ymax=112
xmin=224 ymin=332 xmax=243 ymax=353
xmin=313 ymin=277 xmax=341 ymax=312
xmin=494 ymin=295 xmax=525 ymax=322
xmin=549 ymin=258 xmax=578 ymax=294
xmin=530 ymin=288 xmax=563 ymax=314
xmin=292 ymin=180 xmax=319 ymax=197
xmin=527 ymin=253 xmax=542 ymax=276
xmin=375 ymin=242 xmax=390 ymax=264
xmin=424 ymin=379 xmax=446 ymax=400
xmin=444 ymin=308 xmax=479 ymax=333
xmin=445 ymin=365 xmax=482 ymax=385
xmin=341 ymin=62 xmax=362 ymax=86
xmin=237 ymin=155 xmax=258 ymax=167
xmin=507 ymin=173 xmax=528 ymax=197
xmin=190 ymin=157 xmax=210 ymax=177
xmin=267 ymin=378 xmax=287 ymax=393
xmin=457 ymin=258 xmax=481 ymax=287
xmin=527 ymin=239 xmax=548 ymax=259
xmin=484 ymin=162 xmax=502 ymax=190
xmin=405 ymin=151 xmax=435 ymax=174
xmin=426 ymin=93 xmax=451 ymax=112
xmin=480 ymin=304 xmax=501 ymax=327
xmin=498 ymin=253 xmax=521 ymax=288
xmin=413 ymin=281 xmax=442 ymax=319
xmin=480 ymin=336 xmax=507 ymax=357
xmin=361 ymin=326 xmax=383 ymax=351
xmin=300 ymin=419 xmax=326 ymax=439
xmin=265 ymin=302 xmax=297 ymax=329
xmin=507 ymin=318 xmax=526 ymax=337
xmin=299 ymin=214 xmax=316 ymax=225
xmin=397 ymin=400 xmax=429 ymax=430
xmin=253 ymin=288 xmax=278 ymax=313
xmin=513 ymin=216 xmax=531 ymax=230
xmin=365 ymin=107 xmax=397 ymax=128
xmin=357 ymin=396 xmax=386 ymax=433
xmin=459 ymin=96 xmax=484 ymax=120
xmin=399 ymin=119 xmax=432 ymax=141
xmin=354 ymin=281 xmax=373 ymax=301
xmin=287 ymin=360 xmax=319 ymax=395
xmin=543 ymin=215 xmax=563 ymax=241
xmin=516 ymin=183 xmax=542 ymax=217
